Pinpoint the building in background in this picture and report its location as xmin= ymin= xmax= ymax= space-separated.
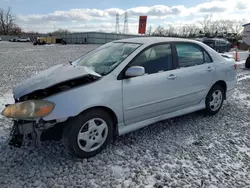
xmin=242 ymin=23 xmax=250 ymax=47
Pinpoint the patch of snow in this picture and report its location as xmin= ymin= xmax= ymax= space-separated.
xmin=111 ymin=165 xmax=126 ymax=177
xmin=224 ymin=51 xmax=249 ymax=61
xmin=44 ymin=44 xmax=56 ymax=47
xmin=236 ymin=146 xmax=250 ymax=157
xmin=144 ymin=175 xmax=157 ymax=188
xmin=114 ymin=148 xmax=125 ymax=156
xmin=183 ymin=136 xmax=195 ymax=145
xmin=235 ymin=92 xmax=250 ymax=100
xmin=122 ymin=179 xmax=133 ymax=187
xmin=0 ymin=91 xmax=14 ymax=119
xmin=23 ymin=49 xmax=38 ymax=52
xmin=0 ymin=126 xmax=8 ymax=143
xmin=238 ymin=74 xmax=250 ymax=81
xmin=232 ymin=90 xmax=250 ymax=108
xmin=235 ymin=60 xmax=247 ymax=65
xmin=207 ymin=143 xmax=214 ymax=149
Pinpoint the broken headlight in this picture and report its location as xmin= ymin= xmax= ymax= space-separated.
xmin=1 ymin=100 xmax=55 ymax=119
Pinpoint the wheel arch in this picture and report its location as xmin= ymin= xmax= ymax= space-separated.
xmin=44 ymin=106 xmax=120 ymax=142
xmin=210 ymin=80 xmax=227 ymax=99
xmin=79 ymin=106 xmax=119 ymax=137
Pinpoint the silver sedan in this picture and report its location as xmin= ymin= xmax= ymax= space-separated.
xmin=1 ymin=37 xmax=237 ymax=158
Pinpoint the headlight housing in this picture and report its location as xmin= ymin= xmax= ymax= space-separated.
xmin=1 ymin=100 xmax=55 ymax=119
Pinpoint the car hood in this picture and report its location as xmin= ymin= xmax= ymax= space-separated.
xmin=13 ymin=64 xmax=102 ymax=99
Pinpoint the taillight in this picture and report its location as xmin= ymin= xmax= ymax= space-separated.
xmin=234 ymin=64 xmax=237 ymax=70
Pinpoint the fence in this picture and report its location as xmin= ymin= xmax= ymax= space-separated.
xmin=0 ymin=35 xmax=18 ymax=41
xmin=0 ymin=34 xmax=48 ymax=42
xmin=57 ymin=32 xmax=144 ymax=44
xmin=0 ymin=32 xmax=144 ymax=44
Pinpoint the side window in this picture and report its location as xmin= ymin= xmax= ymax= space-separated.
xmin=129 ymin=44 xmax=173 ymax=74
xmin=176 ymin=43 xmax=206 ymax=68
xmin=204 ymin=51 xmax=212 ymax=63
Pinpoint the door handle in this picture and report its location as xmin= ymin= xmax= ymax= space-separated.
xmin=206 ymin=67 xmax=214 ymax=72
xmin=167 ymin=74 xmax=178 ymax=80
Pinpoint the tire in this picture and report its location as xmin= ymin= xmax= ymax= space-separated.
xmin=205 ymin=84 xmax=225 ymax=115
xmin=62 ymin=109 xmax=114 ymax=158
xmin=245 ymin=57 xmax=250 ymax=69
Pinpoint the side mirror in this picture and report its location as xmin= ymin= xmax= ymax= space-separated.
xmin=125 ymin=66 xmax=145 ymax=77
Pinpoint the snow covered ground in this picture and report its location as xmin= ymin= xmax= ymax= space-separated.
xmin=1 ymin=42 xmax=250 ymax=188
xmin=223 ymin=50 xmax=249 ymax=62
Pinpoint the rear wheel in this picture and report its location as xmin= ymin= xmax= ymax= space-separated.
xmin=62 ymin=109 xmax=114 ymax=158
xmin=205 ymin=85 xmax=225 ymax=115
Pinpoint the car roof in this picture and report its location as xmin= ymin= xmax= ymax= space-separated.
xmin=114 ymin=37 xmax=199 ymax=45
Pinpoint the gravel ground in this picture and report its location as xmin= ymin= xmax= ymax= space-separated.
xmin=1 ymin=42 xmax=250 ymax=188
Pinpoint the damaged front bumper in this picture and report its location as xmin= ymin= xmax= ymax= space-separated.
xmin=3 ymin=99 xmax=68 ymax=148
xmin=8 ymin=118 xmax=59 ymax=148
xmin=9 ymin=120 xmax=34 ymax=147
xmin=2 ymin=98 xmax=58 ymax=147
xmin=9 ymin=120 xmax=44 ymax=147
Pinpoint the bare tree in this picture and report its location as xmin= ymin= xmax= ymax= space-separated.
xmin=208 ymin=19 xmax=243 ymax=37
xmin=215 ymin=20 xmax=232 ymax=34
xmin=152 ymin=26 xmax=166 ymax=36
xmin=165 ymin=24 xmax=175 ymax=37
xmin=0 ymin=7 xmax=14 ymax=35
xmin=148 ymin=16 xmax=245 ymax=39
xmin=190 ymin=24 xmax=200 ymax=37
xmin=180 ymin=25 xmax=189 ymax=37
xmin=181 ymin=24 xmax=200 ymax=37
xmin=51 ymin=28 xmax=70 ymax=35
xmin=9 ymin=24 xmax=22 ymax=35
xmin=146 ymin=25 xmax=153 ymax=36
xmin=198 ymin=14 xmax=212 ymax=33
xmin=210 ymin=21 xmax=218 ymax=35
xmin=230 ymin=19 xmax=246 ymax=35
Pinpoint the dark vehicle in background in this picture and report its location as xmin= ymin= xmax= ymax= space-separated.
xmin=203 ymin=38 xmax=232 ymax=53
xmin=33 ymin=36 xmax=67 ymax=45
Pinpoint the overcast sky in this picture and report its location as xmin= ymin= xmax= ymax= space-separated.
xmin=1 ymin=0 xmax=250 ymax=33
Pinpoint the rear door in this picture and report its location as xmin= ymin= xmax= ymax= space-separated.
xmin=164 ymin=42 xmax=216 ymax=109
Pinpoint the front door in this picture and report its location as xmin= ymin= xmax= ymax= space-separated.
xmin=122 ymin=43 xmax=178 ymax=125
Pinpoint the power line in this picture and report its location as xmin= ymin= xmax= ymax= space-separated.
xmin=115 ymin=13 xmax=120 ymax=34
xmin=123 ymin=11 xmax=129 ymax=34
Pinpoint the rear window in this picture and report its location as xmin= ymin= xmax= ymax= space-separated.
xmin=203 ymin=40 xmax=215 ymax=48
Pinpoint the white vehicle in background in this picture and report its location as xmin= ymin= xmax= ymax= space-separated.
xmin=0 ymin=37 xmax=2 ymax=41
xmin=17 ymin=37 xmax=30 ymax=42
xmin=9 ymin=37 xmax=19 ymax=42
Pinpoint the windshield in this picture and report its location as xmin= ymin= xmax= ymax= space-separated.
xmin=72 ymin=42 xmax=141 ymax=75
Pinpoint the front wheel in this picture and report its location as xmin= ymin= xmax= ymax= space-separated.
xmin=205 ymin=85 xmax=225 ymax=115
xmin=62 ymin=109 xmax=114 ymax=158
